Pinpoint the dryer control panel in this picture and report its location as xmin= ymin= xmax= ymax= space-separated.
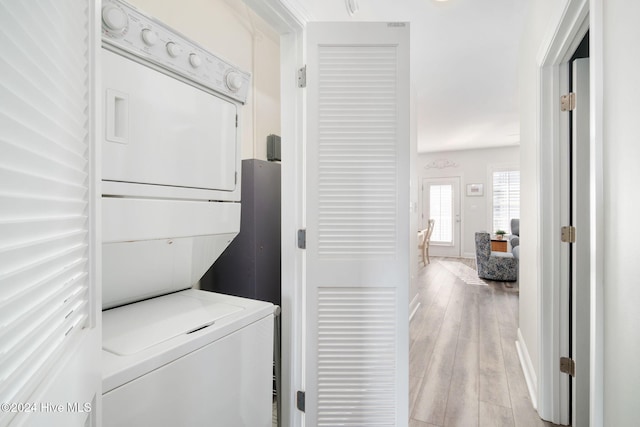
xmin=101 ymin=0 xmax=251 ymax=104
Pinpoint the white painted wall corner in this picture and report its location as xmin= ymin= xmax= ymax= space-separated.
xmin=516 ymin=328 xmax=538 ymax=409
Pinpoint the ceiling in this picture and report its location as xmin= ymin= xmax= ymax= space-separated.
xmin=288 ymin=0 xmax=529 ymax=153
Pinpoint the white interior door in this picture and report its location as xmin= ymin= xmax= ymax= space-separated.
xmin=0 ymin=1 xmax=100 ymax=426
xmin=571 ymin=57 xmax=590 ymax=427
xmin=305 ymin=22 xmax=410 ymax=426
xmin=422 ymin=177 xmax=461 ymax=257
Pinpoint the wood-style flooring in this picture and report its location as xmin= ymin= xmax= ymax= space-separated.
xmin=410 ymin=257 xmax=561 ymax=427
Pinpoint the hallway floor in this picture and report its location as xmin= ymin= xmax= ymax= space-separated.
xmin=410 ymin=257 xmax=561 ymax=427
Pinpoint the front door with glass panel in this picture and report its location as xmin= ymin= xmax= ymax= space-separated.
xmin=422 ymin=177 xmax=460 ymax=257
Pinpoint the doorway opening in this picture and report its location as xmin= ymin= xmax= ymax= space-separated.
xmin=534 ymin=0 xmax=602 ymax=423
xmin=422 ymin=177 xmax=461 ymax=258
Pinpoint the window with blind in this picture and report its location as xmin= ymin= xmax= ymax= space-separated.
xmin=429 ymin=184 xmax=453 ymax=244
xmin=0 ymin=1 xmax=98 ymax=424
xmin=492 ymin=169 xmax=520 ymax=233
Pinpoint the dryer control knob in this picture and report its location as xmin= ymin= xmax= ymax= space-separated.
xmin=166 ymin=42 xmax=182 ymax=58
xmin=141 ymin=29 xmax=158 ymax=46
xmin=189 ymin=53 xmax=202 ymax=68
xmin=102 ymin=4 xmax=128 ymax=33
xmin=226 ymin=71 xmax=244 ymax=92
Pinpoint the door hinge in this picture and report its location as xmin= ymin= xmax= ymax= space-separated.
xmin=296 ymin=390 xmax=305 ymax=412
xmin=561 ymin=225 xmax=576 ymax=243
xmin=297 ymin=229 xmax=306 ymax=249
xmin=560 ymin=357 xmax=576 ymax=377
xmin=560 ymin=92 xmax=576 ymax=111
xmin=298 ymin=65 xmax=307 ymax=88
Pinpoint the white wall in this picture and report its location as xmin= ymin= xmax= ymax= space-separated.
xmin=517 ymin=0 xmax=568 ymax=389
xmin=127 ymin=0 xmax=280 ymax=160
xmin=417 ymin=146 xmax=520 ymax=258
xmin=600 ymin=1 xmax=640 ymax=424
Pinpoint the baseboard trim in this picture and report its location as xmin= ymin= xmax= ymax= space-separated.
xmin=516 ymin=328 xmax=538 ymax=409
xmin=409 ymin=293 xmax=420 ymax=322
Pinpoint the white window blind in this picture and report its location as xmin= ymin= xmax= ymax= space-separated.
xmin=429 ymin=184 xmax=453 ymax=243
xmin=492 ymin=169 xmax=520 ymax=233
xmin=0 ymin=0 xmax=92 ymax=423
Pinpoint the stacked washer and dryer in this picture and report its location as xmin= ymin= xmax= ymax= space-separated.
xmin=100 ymin=1 xmax=275 ymax=425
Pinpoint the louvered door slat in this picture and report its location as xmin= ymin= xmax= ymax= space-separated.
xmin=0 ymin=86 xmax=88 ymax=150
xmin=0 ymin=14 xmax=87 ymax=104
xmin=0 ymin=139 xmax=87 ymax=181
xmin=0 ymin=0 xmax=95 ymax=424
xmin=0 ymin=217 xmax=94 ymax=247
xmin=0 ymin=68 xmax=87 ymax=132
xmin=307 ymin=22 xmax=410 ymax=427
xmin=316 ymin=45 xmax=398 ymax=257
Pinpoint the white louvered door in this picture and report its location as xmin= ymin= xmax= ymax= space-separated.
xmin=0 ymin=1 xmax=100 ymax=426
xmin=305 ymin=22 xmax=410 ymax=426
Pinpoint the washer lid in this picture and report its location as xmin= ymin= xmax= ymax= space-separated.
xmin=103 ymin=293 xmax=243 ymax=356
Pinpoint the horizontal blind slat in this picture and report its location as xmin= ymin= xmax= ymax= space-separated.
xmin=492 ymin=170 xmax=520 ymax=232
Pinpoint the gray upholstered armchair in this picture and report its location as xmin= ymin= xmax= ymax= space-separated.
xmin=510 ymin=218 xmax=520 ymax=248
xmin=510 ymin=218 xmax=520 ymax=260
xmin=475 ymin=232 xmax=518 ymax=281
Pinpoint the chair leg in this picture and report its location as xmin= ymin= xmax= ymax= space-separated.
xmin=421 ymin=246 xmax=426 ymax=265
xmin=426 ymin=246 xmax=430 ymax=264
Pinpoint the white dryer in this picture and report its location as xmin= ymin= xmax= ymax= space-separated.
xmin=99 ymin=1 xmax=274 ymax=426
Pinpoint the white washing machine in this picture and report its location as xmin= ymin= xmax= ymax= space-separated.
xmin=99 ymin=1 xmax=274 ymax=426
xmin=102 ymin=290 xmax=274 ymax=427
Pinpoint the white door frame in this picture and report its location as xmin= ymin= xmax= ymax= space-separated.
xmin=536 ymin=0 xmax=604 ymax=425
xmin=240 ymin=2 xmax=307 ymax=426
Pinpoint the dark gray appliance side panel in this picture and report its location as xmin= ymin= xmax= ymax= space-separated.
xmin=253 ymin=159 xmax=281 ymax=304
xmin=201 ymin=159 xmax=281 ymax=306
